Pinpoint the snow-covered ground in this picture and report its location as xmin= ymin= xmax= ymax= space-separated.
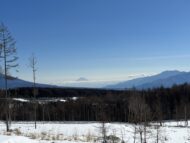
xmin=0 ymin=121 xmax=189 ymax=143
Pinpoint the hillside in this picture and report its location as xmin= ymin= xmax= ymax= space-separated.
xmin=0 ymin=74 xmax=54 ymax=89
xmin=106 ymin=70 xmax=190 ymax=89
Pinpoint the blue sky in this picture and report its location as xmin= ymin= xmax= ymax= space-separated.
xmin=1 ymin=0 xmax=190 ymax=85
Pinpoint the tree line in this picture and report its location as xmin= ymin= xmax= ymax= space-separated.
xmin=0 ymin=83 xmax=190 ymax=123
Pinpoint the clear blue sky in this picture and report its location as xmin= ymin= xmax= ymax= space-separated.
xmin=1 ymin=0 xmax=190 ymax=85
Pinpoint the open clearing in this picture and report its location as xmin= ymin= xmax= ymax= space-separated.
xmin=0 ymin=121 xmax=189 ymax=143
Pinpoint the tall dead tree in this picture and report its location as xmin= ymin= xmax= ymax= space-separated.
xmin=29 ymin=54 xmax=37 ymax=129
xmin=0 ymin=23 xmax=18 ymax=132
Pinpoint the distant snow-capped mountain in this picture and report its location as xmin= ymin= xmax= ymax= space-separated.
xmin=106 ymin=70 xmax=189 ymax=89
xmin=76 ymin=77 xmax=88 ymax=82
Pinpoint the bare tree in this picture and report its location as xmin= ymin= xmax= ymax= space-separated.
xmin=0 ymin=23 xmax=18 ymax=132
xmin=97 ymin=102 xmax=109 ymax=143
xmin=99 ymin=110 xmax=108 ymax=143
xmin=128 ymin=94 xmax=152 ymax=143
xmin=101 ymin=121 xmax=108 ymax=143
xmin=182 ymin=91 xmax=189 ymax=127
xmin=155 ymin=99 xmax=163 ymax=126
xmin=29 ymin=53 xmax=38 ymax=129
xmin=155 ymin=125 xmax=161 ymax=143
xmin=154 ymin=124 xmax=167 ymax=143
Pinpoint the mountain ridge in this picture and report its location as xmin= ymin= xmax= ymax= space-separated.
xmin=106 ymin=70 xmax=189 ymax=89
xmin=0 ymin=73 xmax=55 ymax=89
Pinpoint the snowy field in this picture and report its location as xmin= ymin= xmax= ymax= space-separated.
xmin=0 ymin=121 xmax=189 ymax=143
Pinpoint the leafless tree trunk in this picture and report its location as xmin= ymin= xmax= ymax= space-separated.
xmin=133 ymin=125 xmax=137 ymax=143
xmin=139 ymin=128 xmax=143 ymax=143
xmin=120 ymin=128 xmax=125 ymax=143
xmin=184 ymin=104 xmax=188 ymax=127
xmin=155 ymin=99 xmax=163 ymax=126
xmin=102 ymin=122 xmax=107 ymax=143
xmin=156 ymin=125 xmax=159 ymax=143
xmin=42 ymin=104 xmax=45 ymax=121
xmin=29 ymin=54 xmax=37 ymax=129
xmin=154 ymin=124 xmax=166 ymax=143
xmin=144 ymin=124 xmax=147 ymax=143
xmin=97 ymin=103 xmax=109 ymax=143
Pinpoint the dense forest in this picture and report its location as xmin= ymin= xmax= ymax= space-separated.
xmin=0 ymin=84 xmax=190 ymax=123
